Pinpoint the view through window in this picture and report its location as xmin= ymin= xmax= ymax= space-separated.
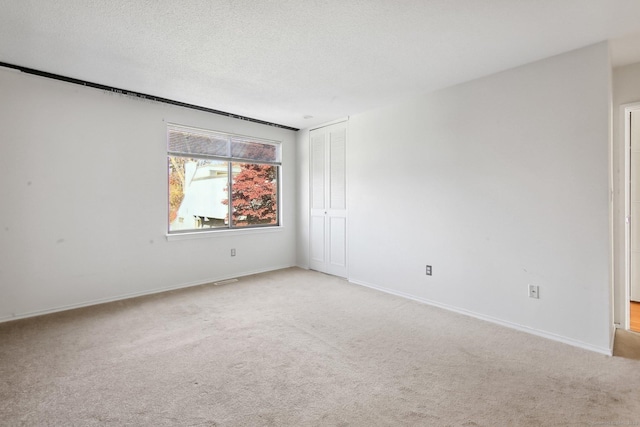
xmin=168 ymin=124 xmax=280 ymax=232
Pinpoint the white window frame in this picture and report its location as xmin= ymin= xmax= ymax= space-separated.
xmin=166 ymin=123 xmax=282 ymax=237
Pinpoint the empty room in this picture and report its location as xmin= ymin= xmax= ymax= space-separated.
xmin=2 ymin=1 xmax=640 ymax=425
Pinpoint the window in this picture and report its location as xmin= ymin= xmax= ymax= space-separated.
xmin=167 ymin=124 xmax=280 ymax=233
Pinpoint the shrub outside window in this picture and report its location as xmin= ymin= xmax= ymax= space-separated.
xmin=168 ymin=124 xmax=280 ymax=233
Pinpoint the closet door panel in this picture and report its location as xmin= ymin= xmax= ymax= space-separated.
xmin=309 ymin=121 xmax=347 ymax=278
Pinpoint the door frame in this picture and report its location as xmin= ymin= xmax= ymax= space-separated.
xmin=623 ymin=102 xmax=640 ymax=330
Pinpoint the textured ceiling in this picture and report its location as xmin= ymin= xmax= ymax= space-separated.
xmin=2 ymin=0 xmax=640 ymax=129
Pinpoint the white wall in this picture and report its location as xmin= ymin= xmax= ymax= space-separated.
xmin=0 ymin=68 xmax=297 ymax=321
xmin=326 ymin=43 xmax=611 ymax=353
xmin=296 ymin=129 xmax=310 ymax=269
xmin=612 ymin=62 xmax=640 ymax=326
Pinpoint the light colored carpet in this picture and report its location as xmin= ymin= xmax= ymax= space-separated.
xmin=613 ymin=329 xmax=640 ymax=360
xmin=1 ymin=267 xmax=639 ymax=426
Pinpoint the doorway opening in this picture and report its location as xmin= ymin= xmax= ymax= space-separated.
xmin=624 ymin=103 xmax=640 ymax=333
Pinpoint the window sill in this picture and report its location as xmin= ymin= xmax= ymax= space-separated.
xmin=165 ymin=226 xmax=284 ymax=241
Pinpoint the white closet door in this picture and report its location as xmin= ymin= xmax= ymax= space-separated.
xmin=309 ymin=121 xmax=347 ymax=278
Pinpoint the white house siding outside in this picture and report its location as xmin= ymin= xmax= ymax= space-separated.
xmin=170 ymin=161 xmax=240 ymax=231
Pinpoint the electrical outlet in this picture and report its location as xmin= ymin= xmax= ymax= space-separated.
xmin=426 ymin=265 xmax=432 ymax=276
xmin=528 ymin=284 xmax=539 ymax=299
xmin=231 ymin=248 xmax=236 ymax=257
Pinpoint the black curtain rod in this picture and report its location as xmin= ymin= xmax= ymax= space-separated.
xmin=0 ymin=61 xmax=299 ymax=132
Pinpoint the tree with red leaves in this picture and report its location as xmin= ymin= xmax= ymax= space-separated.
xmin=227 ymin=163 xmax=277 ymax=226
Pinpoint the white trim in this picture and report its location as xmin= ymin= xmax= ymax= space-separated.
xmin=0 ymin=265 xmax=294 ymax=324
xmin=349 ymin=278 xmax=613 ymax=356
xmin=345 ymin=122 xmax=350 ymax=280
xmin=608 ymin=73 xmax=615 ymax=350
xmin=166 ymin=225 xmax=284 ymax=241
xmin=623 ymin=102 xmax=640 ymax=331
xmin=308 ymin=117 xmax=349 ymax=132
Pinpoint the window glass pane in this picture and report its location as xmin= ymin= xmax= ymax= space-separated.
xmin=229 ymin=162 xmax=278 ymax=227
xmin=168 ymin=157 xmax=229 ymax=231
xmin=168 ymin=129 xmax=228 ymax=157
xmin=231 ymin=138 xmax=279 ymax=162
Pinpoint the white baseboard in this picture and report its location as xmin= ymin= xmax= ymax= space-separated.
xmin=0 ymin=264 xmax=294 ymax=324
xmin=349 ymin=278 xmax=613 ymax=356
